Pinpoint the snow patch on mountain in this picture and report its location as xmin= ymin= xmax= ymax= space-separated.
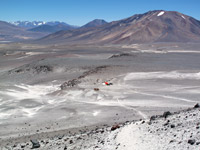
xmin=181 ymin=15 xmax=186 ymax=19
xmin=157 ymin=11 xmax=165 ymax=16
xmin=9 ymin=21 xmax=71 ymax=28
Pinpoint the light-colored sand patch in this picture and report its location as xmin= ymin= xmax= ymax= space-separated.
xmin=92 ymin=110 xmax=101 ymax=116
xmin=134 ymin=49 xmax=167 ymax=53
xmin=22 ymin=106 xmax=44 ymax=117
xmin=117 ymin=98 xmax=148 ymax=119
xmin=167 ymin=50 xmax=200 ymax=53
xmin=0 ymin=84 xmax=59 ymax=120
xmin=16 ymin=52 xmax=48 ymax=59
xmin=124 ymin=71 xmax=200 ymax=80
xmin=3 ymin=84 xmax=59 ymax=100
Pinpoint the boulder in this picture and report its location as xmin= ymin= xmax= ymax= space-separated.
xmin=150 ymin=115 xmax=156 ymax=121
xmin=170 ymin=124 xmax=175 ymax=128
xmin=194 ymin=103 xmax=200 ymax=108
xmin=64 ymin=145 xmax=67 ymax=150
xmin=111 ymin=124 xmax=120 ymax=131
xmin=163 ymin=111 xmax=171 ymax=119
xmin=188 ymin=139 xmax=196 ymax=145
xmin=30 ymin=139 xmax=40 ymax=149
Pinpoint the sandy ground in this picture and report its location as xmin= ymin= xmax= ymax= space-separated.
xmin=0 ymin=43 xmax=200 ymax=149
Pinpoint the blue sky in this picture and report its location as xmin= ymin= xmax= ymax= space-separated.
xmin=0 ymin=0 xmax=200 ymax=26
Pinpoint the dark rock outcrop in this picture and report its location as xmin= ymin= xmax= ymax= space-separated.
xmin=163 ymin=111 xmax=171 ymax=119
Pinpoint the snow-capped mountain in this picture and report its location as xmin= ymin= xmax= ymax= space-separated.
xmin=40 ymin=10 xmax=200 ymax=44
xmin=0 ymin=20 xmax=48 ymax=42
xmin=9 ymin=21 xmax=76 ymax=29
xmin=28 ymin=24 xmax=77 ymax=33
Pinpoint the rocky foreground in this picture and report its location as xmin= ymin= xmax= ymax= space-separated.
xmin=114 ymin=104 xmax=200 ymax=150
xmin=1 ymin=104 xmax=200 ymax=150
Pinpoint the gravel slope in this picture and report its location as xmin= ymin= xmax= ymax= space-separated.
xmin=107 ymin=105 xmax=200 ymax=150
xmin=1 ymin=106 xmax=200 ymax=150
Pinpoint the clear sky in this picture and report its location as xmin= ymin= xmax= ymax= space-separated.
xmin=0 ymin=0 xmax=200 ymax=26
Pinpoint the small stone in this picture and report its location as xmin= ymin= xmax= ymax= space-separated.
xmin=171 ymin=124 xmax=175 ymax=128
xmin=169 ymin=140 xmax=175 ymax=143
xmin=188 ymin=139 xmax=196 ymax=145
xmin=64 ymin=145 xmax=67 ymax=150
xmin=111 ymin=124 xmax=120 ymax=131
xmin=194 ymin=103 xmax=200 ymax=108
xmin=58 ymin=135 xmax=64 ymax=140
xmin=21 ymin=143 xmax=26 ymax=148
xmin=163 ymin=122 xmax=169 ymax=126
xmin=147 ymin=121 xmax=152 ymax=125
xmin=94 ymin=88 xmax=99 ymax=91
xmin=69 ymin=140 xmax=73 ymax=144
xmin=196 ymin=142 xmax=200 ymax=145
xmin=150 ymin=115 xmax=156 ymax=121
xmin=31 ymin=139 xmax=40 ymax=149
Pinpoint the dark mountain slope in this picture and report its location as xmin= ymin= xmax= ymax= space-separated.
xmin=0 ymin=21 xmax=47 ymax=41
xmin=81 ymin=19 xmax=108 ymax=28
xmin=39 ymin=10 xmax=200 ymax=44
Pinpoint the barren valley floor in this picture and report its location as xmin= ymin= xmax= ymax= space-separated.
xmin=0 ymin=43 xmax=200 ymax=149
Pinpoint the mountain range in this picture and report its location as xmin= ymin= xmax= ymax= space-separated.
xmin=39 ymin=10 xmax=200 ymax=44
xmin=0 ymin=19 xmax=108 ymax=41
xmin=28 ymin=24 xmax=78 ymax=33
xmin=9 ymin=21 xmax=77 ymax=29
xmin=0 ymin=21 xmax=47 ymax=42
xmin=1 ymin=10 xmax=200 ymax=43
xmin=28 ymin=20 xmax=107 ymax=33
xmin=0 ymin=21 xmax=79 ymax=41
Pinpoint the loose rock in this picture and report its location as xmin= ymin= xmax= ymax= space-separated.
xmin=188 ymin=139 xmax=196 ymax=145
xmin=111 ymin=124 xmax=120 ymax=131
xmin=194 ymin=103 xmax=200 ymax=108
xmin=31 ymin=139 xmax=40 ymax=149
xmin=163 ymin=111 xmax=171 ymax=119
xmin=170 ymin=124 xmax=175 ymax=128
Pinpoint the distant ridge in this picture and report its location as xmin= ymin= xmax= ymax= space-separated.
xmin=9 ymin=21 xmax=77 ymax=29
xmin=81 ymin=19 xmax=108 ymax=28
xmin=39 ymin=10 xmax=200 ymax=44
xmin=0 ymin=21 xmax=47 ymax=41
xmin=28 ymin=24 xmax=77 ymax=33
xmin=0 ymin=20 xmax=79 ymax=41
